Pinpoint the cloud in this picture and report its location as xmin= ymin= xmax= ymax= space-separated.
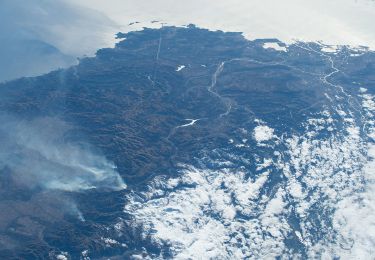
xmin=253 ymin=125 xmax=275 ymax=143
xmin=3 ymin=0 xmax=375 ymax=82
xmin=0 ymin=115 xmax=126 ymax=192
xmin=69 ymin=0 xmax=375 ymax=49
xmin=0 ymin=0 xmax=117 ymax=82
xmin=121 ymin=84 xmax=375 ymax=259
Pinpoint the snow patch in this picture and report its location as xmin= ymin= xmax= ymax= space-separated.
xmin=321 ymin=45 xmax=339 ymax=53
xmin=176 ymin=65 xmax=186 ymax=71
xmin=263 ymin=42 xmax=287 ymax=52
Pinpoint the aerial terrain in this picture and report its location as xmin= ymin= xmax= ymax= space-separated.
xmin=0 ymin=24 xmax=374 ymax=259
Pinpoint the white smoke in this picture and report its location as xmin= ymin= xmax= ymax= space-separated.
xmin=0 ymin=115 xmax=126 ymax=192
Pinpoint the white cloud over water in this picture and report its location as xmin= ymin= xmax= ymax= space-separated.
xmin=70 ymin=0 xmax=375 ymax=49
xmin=0 ymin=0 xmax=116 ymax=82
xmin=3 ymin=0 xmax=375 ymax=81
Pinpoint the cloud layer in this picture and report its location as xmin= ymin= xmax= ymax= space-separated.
xmin=70 ymin=0 xmax=375 ymax=49
xmin=0 ymin=0 xmax=116 ymax=82
xmin=3 ymin=0 xmax=375 ymax=82
xmin=122 ymin=87 xmax=375 ymax=259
